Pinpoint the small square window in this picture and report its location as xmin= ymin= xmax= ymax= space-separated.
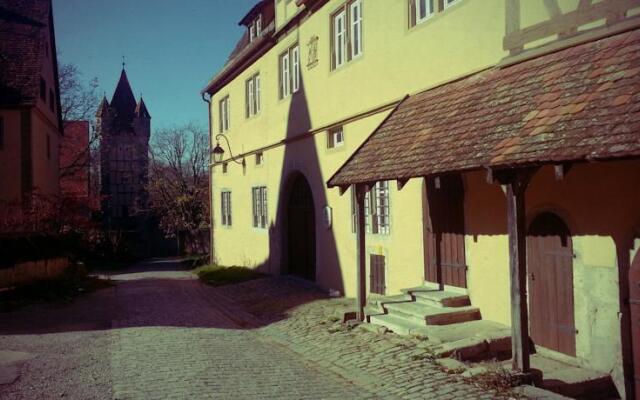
xmin=222 ymin=162 xmax=228 ymax=174
xmin=40 ymin=78 xmax=46 ymax=101
xmin=255 ymin=152 xmax=264 ymax=165
xmin=327 ymin=127 xmax=344 ymax=149
xmin=49 ymin=89 xmax=55 ymax=112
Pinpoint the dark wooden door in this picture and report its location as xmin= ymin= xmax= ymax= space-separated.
xmin=630 ymin=250 xmax=640 ymax=400
xmin=527 ymin=212 xmax=576 ymax=356
xmin=287 ymin=176 xmax=316 ymax=281
xmin=370 ymin=254 xmax=386 ymax=295
xmin=425 ymin=174 xmax=467 ymax=288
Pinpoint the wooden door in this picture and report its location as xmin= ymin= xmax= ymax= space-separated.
xmin=631 ymin=250 xmax=640 ymax=400
xmin=370 ymin=254 xmax=386 ymax=295
xmin=425 ymin=174 xmax=467 ymax=288
xmin=527 ymin=212 xmax=576 ymax=356
xmin=287 ymin=176 xmax=316 ymax=281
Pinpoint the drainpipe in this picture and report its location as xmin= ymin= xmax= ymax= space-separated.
xmin=202 ymin=92 xmax=215 ymax=265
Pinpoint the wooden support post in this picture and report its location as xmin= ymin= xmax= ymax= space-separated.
xmin=504 ymin=170 xmax=534 ymax=374
xmin=354 ymin=184 xmax=367 ymax=322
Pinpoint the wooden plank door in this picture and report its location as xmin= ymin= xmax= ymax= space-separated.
xmin=630 ymin=250 xmax=640 ymax=400
xmin=527 ymin=212 xmax=576 ymax=356
xmin=425 ymin=174 xmax=467 ymax=288
xmin=370 ymin=254 xmax=386 ymax=295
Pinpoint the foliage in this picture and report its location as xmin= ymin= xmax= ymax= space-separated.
xmin=148 ymin=124 xmax=210 ymax=254
xmin=0 ymin=263 xmax=113 ymax=312
xmin=58 ymin=62 xmax=100 ymax=122
xmin=195 ymin=265 xmax=265 ymax=287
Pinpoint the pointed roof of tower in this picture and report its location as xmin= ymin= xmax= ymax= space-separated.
xmin=110 ymin=68 xmax=136 ymax=121
xmin=96 ymin=95 xmax=110 ymax=117
xmin=135 ymin=97 xmax=151 ymax=119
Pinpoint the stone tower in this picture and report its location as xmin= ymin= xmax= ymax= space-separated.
xmin=97 ymin=68 xmax=150 ymax=228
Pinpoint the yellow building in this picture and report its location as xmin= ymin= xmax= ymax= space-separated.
xmin=202 ymin=1 xmax=640 ymax=398
xmin=0 ymin=0 xmax=63 ymax=212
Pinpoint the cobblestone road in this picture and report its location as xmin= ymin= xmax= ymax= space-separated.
xmin=0 ymin=260 xmax=507 ymax=399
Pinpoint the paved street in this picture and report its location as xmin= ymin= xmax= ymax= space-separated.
xmin=0 ymin=260 xmax=505 ymax=399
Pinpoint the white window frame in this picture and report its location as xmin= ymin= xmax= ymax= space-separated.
xmin=249 ymin=15 xmax=262 ymax=42
xmin=219 ymin=96 xmax=230 ymax=133
xmin=333 ymin=9 xmax=347 ymax=68
xmin=350 ymin=0 xmax=363 ymax=59
xmin=255 ymin=152 xmax=264 ymax=166
xmin=246 ymin=74 xmax=260 ymax=118
xmin=415 ymin=0 xmax=434 ymax=24
xmin=444 ymin=0 xmax=460 ymax=9
xmin=279 ymin=44 xmax=300 ymax=99
xmin=280 ymin=52 xmax=290 ymax=98
xmin=327 ymin=126 xmax=344 ymax=149
xmin=221 ymin=191 xmax=232 ymax=226
xmin=351 ymin=181 xmax=390 ymax=235
xmin=252 ymin=186 xmax=268 ymax=229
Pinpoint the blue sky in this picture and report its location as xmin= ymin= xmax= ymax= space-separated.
xmin=52 ymin=0 xmax=257 ymax=130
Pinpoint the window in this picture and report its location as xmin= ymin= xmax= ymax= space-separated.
xmin=327 ymin=126 xmax=344 ymax=148
xmin=444 ymin=0 xmax=460 ymax=8
xmin=351 ymin=181 xmax=390 ymax=234
xmin=331 ymin=0 xmax=363 ymax=70
xmin=46 ymin=133 xmax=51 ymax=159
xmin=222 ymin=162 xmax=228 ymax=174
xmin=350 ymin=0 xmax=363 ymax=58
xmin=221 ymin=191 xmax=232 ymax=226
xmin=0 ymin=117 xmax=4 ymax=150
xmin=49 ymin=89 xmax=55 ymax=112
xmin=410 ymin=0 xmax=434 ymax=26
xmin=279 ymin=44 xmax=299 ymax=99
xmin=245 ymin=74 xmax=261 ymax=118
xmin=252 ymin=186 xmax=268 ymax=228
xmin=249 ymin=15 xmax=262 ymax=42
xmin=40 ymin=78 xmax=46 ymax=101
xmin=255 ymin=152 xmax=264 ymax=166
xmin=219 ymin=96 xmax=230 ymax=132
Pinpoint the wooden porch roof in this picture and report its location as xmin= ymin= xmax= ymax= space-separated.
xmin=327 ymin=29 xmax=640 ymax=188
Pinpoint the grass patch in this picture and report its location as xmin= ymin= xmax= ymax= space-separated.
xmin=195 ymin=264 xmax=265 ymax=287
xmin=0 ymin=264 xmax=113 ymax=312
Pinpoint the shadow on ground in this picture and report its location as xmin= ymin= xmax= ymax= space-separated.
xmin=0 ymin=258 xmax=333 ymax=335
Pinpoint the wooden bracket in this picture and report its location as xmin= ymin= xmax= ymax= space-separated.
xmin=338 ymin=185 xmax=350 ymax=196
xmin=397 ymin=178 xmax=410 ymax=191
xmin=554 ymin=163 xmax=573 ymax=181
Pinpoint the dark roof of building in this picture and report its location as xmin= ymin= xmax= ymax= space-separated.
xmin=328 ymin=29 xmax=640 ymax=188
xmin=110 ymin=69 xmax=137 ymax=122
xmin=96 ymin=96 xmax=110 ymax=117
xmin=0 ymin=0 xmax=50 ymax=106
xmin=238 ymin=0 xmax=266 ymax=26
xmin=135 ymin=97 xmax=150 ymax=119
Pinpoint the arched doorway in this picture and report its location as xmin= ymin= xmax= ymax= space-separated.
xmin=527 ymin=212 xmax=576 ymax=356
xmin=425 ymin=174 xmax=467 ymax=288
xmin=630 ymin=250 xmax=640 ymax=399
xmin=286 ymin=174 xmax=316 ymax=281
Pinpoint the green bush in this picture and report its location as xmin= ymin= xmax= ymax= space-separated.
xmin=195 ymin=265 xmax=265 ymax=287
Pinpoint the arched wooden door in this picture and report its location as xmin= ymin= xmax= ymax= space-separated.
xmin=287 ymin=175 xmax=316 ymax=281
xmin=425 ymin=174 xmax=467 ymax=288
xmin=527 ymin=212 xmax=576 ymax=356
xmin=631 ymin=250 xmax=640 ymax=400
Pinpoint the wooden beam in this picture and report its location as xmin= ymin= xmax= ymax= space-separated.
xmin=506 ymin=0 xmax=523 ymax=54
xmin=504 ymin=169 xmax=536 ymax=374
xmin=354 ymin=184 xmax=368 ymax=322
xmin=554 ymin=163 xmax=573 ymax=181
xmin=503 ymin=0 xmax=637 ymax=52
xmin=397 ymin=178 xmax=410 ymax=191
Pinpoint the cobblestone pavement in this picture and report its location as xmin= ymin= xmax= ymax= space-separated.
xmin=0 ymin=260 xmax=511 ymax=399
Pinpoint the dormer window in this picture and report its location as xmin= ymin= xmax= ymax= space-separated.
xmin=249 ymin=15 xmax=262 ymax=42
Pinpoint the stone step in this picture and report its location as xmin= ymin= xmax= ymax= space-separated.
xmin=402 ymin=287 xmax=471 ymax=308
xmin=383 ymin=301 xmax=481 ymax=326
xmin=526 ymin=355 xmax=620 ymax=400
xmin=368 ymin=313 xmax=425 ymax=336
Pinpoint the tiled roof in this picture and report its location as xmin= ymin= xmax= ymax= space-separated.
xmin=0 ymin=0 xmax=50 ymax=106
xmin=328 ymin=29 xmax=640 ymax=187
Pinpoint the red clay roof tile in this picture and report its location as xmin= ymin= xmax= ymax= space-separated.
xmin=328 ymin=29 xmax=640 ymax=187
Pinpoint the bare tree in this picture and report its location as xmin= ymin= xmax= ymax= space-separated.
xmin=58 ymin=62 xmax=99 ymax=122
xmin=148 ymin=124 xmax=210 ymax=254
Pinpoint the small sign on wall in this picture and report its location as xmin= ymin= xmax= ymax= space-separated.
xmin=323 ymin=206 xmax=332 ymax=229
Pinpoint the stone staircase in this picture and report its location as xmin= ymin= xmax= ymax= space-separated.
xmin=366 ymin=286 xmax=481 ymax=336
